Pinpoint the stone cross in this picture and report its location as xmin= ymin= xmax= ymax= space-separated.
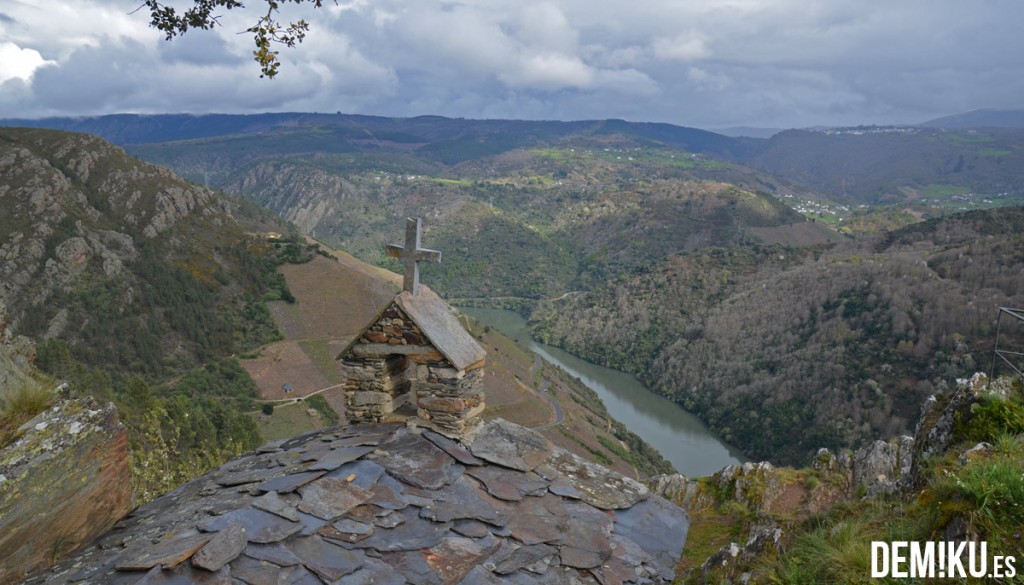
xmin=386 ymin=217 xmax=441 ymax=295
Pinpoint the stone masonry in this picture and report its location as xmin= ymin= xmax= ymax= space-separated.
xmin=414 ymin=363 xmax=485 ymax=437
xmin=339 ymin=300 xmax=485 ymax=436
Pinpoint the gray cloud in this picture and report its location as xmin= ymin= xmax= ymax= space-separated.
xmin=2 ymin=0 xmax=1023 ymax=128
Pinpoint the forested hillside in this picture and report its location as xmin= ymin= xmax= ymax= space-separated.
xmin=0 ymin=128 xmax=317 ymax=500
xmin=199 ymin=135 xmax=823 ymax=298
xmin=531 ymin=206 xmax=1024 ymax=464
xmin=747 ymin=127 xmax=1024 ymax=204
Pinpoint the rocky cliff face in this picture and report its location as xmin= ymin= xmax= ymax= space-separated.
xmin=0 ymin=395 xmax=132 ymax=583
xmin=0 ymin=127 xmax=231 ymax=334
xmin=226 ymin=161 xmax=356 ymax=235
xmin=0 ymin=301 xmax=36 ymax=394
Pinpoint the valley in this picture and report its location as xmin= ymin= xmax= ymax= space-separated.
xmin=4 ymin=114 xmax=1024 ymax=472
xmin=3 ymin=116 xmax=1024 ymax=585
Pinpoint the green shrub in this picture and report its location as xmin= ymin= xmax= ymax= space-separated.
xmin=957 ymin=395 xmax=1024 ymax=443
xmin=261 ymin=403 xmax=274 ymax=415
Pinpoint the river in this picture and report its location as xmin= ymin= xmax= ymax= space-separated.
xmin=462 ymin=307 xmax=746 ymax=477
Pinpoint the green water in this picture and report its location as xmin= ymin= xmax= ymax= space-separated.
xmin=463 ymin=307 xmax=745 ymax=477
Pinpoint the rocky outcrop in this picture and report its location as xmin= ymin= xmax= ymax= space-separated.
xmin=811 ymin=434 xmax=916 ymax=498
xmin=647 ymin=473 xmax=714 ymax=513
xmin=906 ymin=372 xmax=988 ymax=489
xmin=848 ymin=435 xmax=914 ymax=496
xmin=699 ymin=523 xmax=784 ymax=585
xmin=0 ymin=396 xmax=132 ymax=583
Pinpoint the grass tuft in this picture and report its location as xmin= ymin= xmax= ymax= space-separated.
xmin=0 ymin=375 xmax=56 ymax=445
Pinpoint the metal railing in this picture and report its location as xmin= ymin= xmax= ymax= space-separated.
xmin=989 ymin=307 xmax=1024 ymax=380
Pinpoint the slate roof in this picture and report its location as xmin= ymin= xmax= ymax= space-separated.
xmin=337 ymin=288 xmax=487 ymax=371
xmin=25 ymin=419 xmax=689 ymax=585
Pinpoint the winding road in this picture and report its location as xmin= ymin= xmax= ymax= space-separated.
xmin=529 ymin=354 xmax=565 ymax=430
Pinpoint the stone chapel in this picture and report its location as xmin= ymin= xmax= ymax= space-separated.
xmin=336 ymin=218 xmax=487 ymax=437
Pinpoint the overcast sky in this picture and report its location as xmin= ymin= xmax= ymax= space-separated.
xmin=1 ymin=0 xmax=1022 ymax=129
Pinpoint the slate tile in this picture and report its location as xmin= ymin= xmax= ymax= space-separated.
xmin=326 ymin=459 xmax=386 ymax=489
xmin=192 ymin=522 xmax=247 ymax=571
xmin=446 ymin=462 xmax=467 ymax=485
xmin=369 ymin=474 xmax=411 ymax=510
xmin=547 ymin=450 xmax=648 ymax=510
xmin=547 ymin=480 xmax=582 ymax=500
xmin=114 ymin=534 xmax=213 ymax=570
xmin=250 ymin=492 xmax=301 ymax=522
xmin=299 ymin=444 xmax=334 ymax=463
xmin=243 ymin=543 xmax=302 ymax=567
xmin=591 ymin=555 xmax=637 ymax=585
xmin=309 ymin=446 xmax=377 ymax=471
xmin=399 ymin=485 xmax=438 ymax=508
xmin=468 ymin=420 xmax=552 ymax=472
xmin=608 ymin=534 xmax=650 ymax=568
xmin=336 ymin=557 xmax=408 ymax=585
xmin=287 ymin=535 xmax=365 ymax=581
xmin=294 ymin=510 xmax=329 ymax=536
xmin=419 ymin=476 xmax=510 ymax=526
xmin=206 ymin=490 xmax=257 ymax=516
xmin=132 ymin=563 xmax=231 ymax=585
xmin=504 ymin=494 xmax=570 ymax=545
xmin=611 ymin=497 xmax=688 ymax=582
xmin=287 ymin=566 xmax=325 ymax=585
xmin=279 ymin=429 xmax=332 ymax=452
xmin=337 ymin=423 xmax=401 ymax=438
xmin=498 ymin=567 xmax=582 ymax=585
xmin=272 ymin=451 xmax=304 ymax=468
xmin=491 ymin=543 xmax=557 ymax=574
xmin=254 ymin=471 xmax=325 ymax=495
xmin=559 ymin=547 xmax=606 ymax=569
xmin=330 ymin=435 xmax=388 ymax=448
xmin=425 ymin=536 xmax=502 ymax=585
xmin=374 ymin=510 xmax=407 ymax=529
xmin=532 ymin=464 xmax=560 ymax=481
xmin=66 ymin=556 xmax=121 ymax=582
xmin=423 ymin=430 xmax=485 ymax=465
xmin=226 ymin=453 xmax=258 ymax=467
xmin=457 ymin=566 xmax=504 ymax=585
xmin=451 ymin=519 xmax=490 ymax=538
xmin=377 ymin=430 xmax=456 ymax=490
xmin=350 ymin=514 xmax=452 ymax=552
xmin=214 ymin=466 xmax=285 ymax=487
xmin=556 ymin=501 xmax=613 ymax=556
xmin=318 ymin=518 xmax=375 ymax=544
xmin=333 ymin=518 xmax=375 ymax=535
xmin=297 ymin=477 xmax=375 ymax=520
xmin=256 ymin=439 xmax=287 ymax=453
xmin=380 ymin=551 xmax=444 ymax=585
xmin=230 ymin=555 xmax=289 ymax=585
xmin=345 ymin=503 xmax=384 ymax=524
xmin=465 ymin=467 xmax=548 ymax=501
xmin=197 ymin=508 xmax=301 ymax=544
